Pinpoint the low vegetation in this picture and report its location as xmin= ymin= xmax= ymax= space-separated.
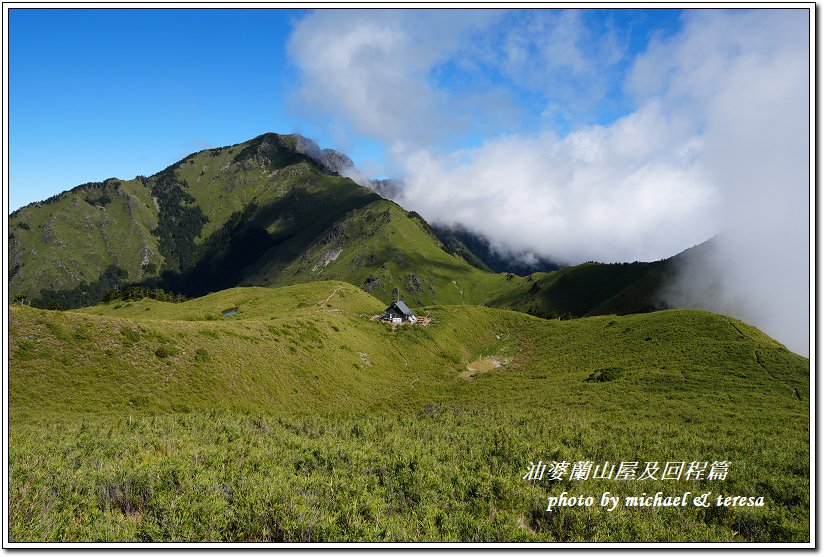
xmin=8 ymin=282 xmax=810 ymax=542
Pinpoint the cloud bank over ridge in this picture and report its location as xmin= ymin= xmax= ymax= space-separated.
xmin=288 ymin=9 xmax=811 ymax=354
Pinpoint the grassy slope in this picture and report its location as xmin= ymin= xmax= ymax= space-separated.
xmin=231 ymin=172 xmax=383 ymax=285
xmin=252 ymin=200 xmax=525 ymax=307
xmin=170 ymin=134 xmax=379 ymax=246
xmin=8 ymin=134 xmax=381 ymax=303
xmin=9 ymin=283 xmax=810 ymax=541
xmin=486 ymin=241 xmax=723 ymax=320
xmin=9 ymin=179 xmax=160 ymax=299
xmin=12 ymin=282 xmax=518 ymax=421
xmin=486 ymin=260 xmax=671 ymax=318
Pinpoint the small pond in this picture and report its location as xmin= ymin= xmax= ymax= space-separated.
xmin=222 ymin=307 xmax=239 ymax=316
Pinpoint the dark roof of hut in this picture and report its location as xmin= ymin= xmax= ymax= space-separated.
xmin=387 ymin=300 xmax=414 ymax=316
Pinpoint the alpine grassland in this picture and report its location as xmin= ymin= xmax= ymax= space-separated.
xmin=8 ymin=281 xmax=810 ymax=542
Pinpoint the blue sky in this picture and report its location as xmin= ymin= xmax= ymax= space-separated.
xmin=10 ymin=8 xmax=682 ymax=211
xmin=6 ymin=8 xmax=812 ymax=353
xmin=11 ymin=8 xmax=303 ymax=209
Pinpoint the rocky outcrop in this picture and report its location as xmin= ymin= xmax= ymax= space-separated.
xmin=320 ymin=149 xmax=355 ymax=175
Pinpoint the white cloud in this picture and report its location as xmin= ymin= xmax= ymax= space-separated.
xmin=287 ymin=9 xmax=507 ymax=150
xmin=287 ymin=8 xmax=811 ymax=354
xmin=495 ymin=10 xmax=629 ymax=124
xmin=636 ymin=9 xmax=810 ymax=355
xmin=397 ymin=102 xmax=717 ymax=264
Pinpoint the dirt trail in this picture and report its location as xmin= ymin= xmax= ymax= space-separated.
xmin=319 ymin=286 xmax=343 ymax=306
xmin=726 ymin=318 xmax=801 ymax=401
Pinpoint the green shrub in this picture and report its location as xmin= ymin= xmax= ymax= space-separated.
xmin=43 ymin=321 xmax=70 ymax=342
xmin=14 ymin=339 xmax=40 ymax=361
xmin=155 ymin=345 xmax=178 ymax=358
xmin=73 ymin=324 xmax=92 ymax=341
xmin=585 ymin=366 xmax=624 ymax=382
xmin=120 ymin=327 xmax=140 ymax=345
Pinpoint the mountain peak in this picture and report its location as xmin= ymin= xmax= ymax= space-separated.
xmin=243 ymin=133 xmax=355 ymax=177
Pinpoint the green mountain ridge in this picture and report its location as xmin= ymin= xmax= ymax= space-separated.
xmin=8 ymin=131 xmax=710 ymax=327
xmin=9 ymin=133 xmax=381 ymax=304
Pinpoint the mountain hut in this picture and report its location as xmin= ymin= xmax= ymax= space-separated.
xmin=382 ymin=300 xmax=417 ymax=324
